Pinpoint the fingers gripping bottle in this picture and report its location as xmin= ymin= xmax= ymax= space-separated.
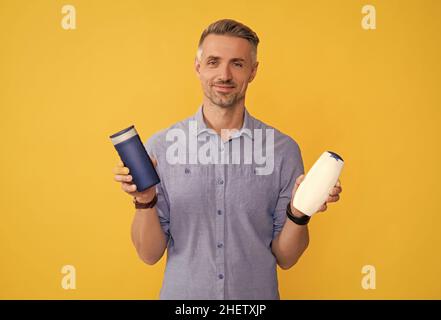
xmin=292 ymin=151 xmax=344 ymax=217
xmin=110 ymin=125 xmax=160 ymax=192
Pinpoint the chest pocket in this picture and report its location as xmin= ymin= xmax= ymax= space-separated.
xmin=226 ymin=163 xmax=277 ymax=218
xmin=165 ymin=164 xmax=209 ymax=214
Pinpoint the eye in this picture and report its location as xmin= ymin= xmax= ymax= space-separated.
xmin=233 ymin=62 xmax=243 ymax=68
xmin=207 ymin=60 xmax=218 ymax=66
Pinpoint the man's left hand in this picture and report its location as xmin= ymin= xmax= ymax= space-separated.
xmin=290 ymin=174 xmax=343 ymax=217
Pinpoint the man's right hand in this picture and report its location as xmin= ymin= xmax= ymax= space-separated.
xmin=113 ymin=158 xmax=158 ymax=203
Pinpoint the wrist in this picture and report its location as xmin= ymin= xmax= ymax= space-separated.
xmin=134 ymin=192 xmax=156 ymax=204
xmin=286 ymin=202 xmax=310 ymax=225
xmin=290 ymin=205 xmax=306 ymax=218
xmin=134 ymin=195 xmax=153 ymax=204
xmin=133 ymin=193 xmax=158 ymax=209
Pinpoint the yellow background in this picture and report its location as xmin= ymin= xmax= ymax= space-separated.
xmin=1 ymin=0 xmax=440 ymax=299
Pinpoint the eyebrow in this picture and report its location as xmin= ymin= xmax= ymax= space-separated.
xmin=206 ymin=56 xmax=246 ymax=63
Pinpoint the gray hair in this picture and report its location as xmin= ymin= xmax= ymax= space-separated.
xmin=196 ymin=19 xmax=259 ymax=64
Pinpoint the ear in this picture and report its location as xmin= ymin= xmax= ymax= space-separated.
xmin=194 ymin=57 xmax=201 ymax=78
xmin=248 ymin=61 xmax=259 ymax=83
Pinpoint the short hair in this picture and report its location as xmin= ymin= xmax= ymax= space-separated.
xmin=196 ymin=19 xmax=260 ymax=64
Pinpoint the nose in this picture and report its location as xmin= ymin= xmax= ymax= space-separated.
xmin=217 ymin=63 xmax=233 ymax=82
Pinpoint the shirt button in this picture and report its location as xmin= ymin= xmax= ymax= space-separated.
xmin=218 ymin=274 xmax=224 ymax=280
xmin=217 ymin=210 xmax=222 ymax=215
xmin=217 ymin=243 xmax=223 ymax=248
xmin=217 ymin=178 xmax=224 ymax=185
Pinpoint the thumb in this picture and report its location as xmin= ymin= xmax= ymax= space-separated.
xmin=291 ymin=174 xmax=305 ymax=197
xmin=150 ymin=156 xmax=158 ymax=168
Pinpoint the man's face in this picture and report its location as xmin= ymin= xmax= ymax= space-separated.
xmin=195 ymin=34 xmax=258 ymax=109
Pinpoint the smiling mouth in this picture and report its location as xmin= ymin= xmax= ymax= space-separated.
xmin=212 ymin=85 xmax=235 ymax=93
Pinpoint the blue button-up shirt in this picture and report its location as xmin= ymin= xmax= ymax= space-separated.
xmin=144 ymin=105 xmax=304 ymax=299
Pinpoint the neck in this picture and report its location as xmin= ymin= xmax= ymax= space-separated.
xmin=201 ymin=99 xmax=245 ymax=141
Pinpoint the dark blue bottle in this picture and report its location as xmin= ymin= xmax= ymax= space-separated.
xmin=110 ymin=125 xmax=160 ymax=192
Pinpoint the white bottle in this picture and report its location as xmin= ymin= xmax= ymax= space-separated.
xmin=292 ymin=151 xmax=344 ymax=216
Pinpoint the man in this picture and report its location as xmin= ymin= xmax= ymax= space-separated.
xmin=113 ymin=19 xmax=342 ymax=299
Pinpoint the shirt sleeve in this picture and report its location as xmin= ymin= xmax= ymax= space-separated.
xmin=272 ymin=139 xmax=305 ymax=240
xmin=144 ymin=136 xmax=171 ymax=244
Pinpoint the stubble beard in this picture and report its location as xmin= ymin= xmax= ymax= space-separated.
xmin=205 ymin=85 xmax=244 ymax=109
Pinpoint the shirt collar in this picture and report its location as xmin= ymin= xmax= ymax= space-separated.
xmin=194 ymin=104 xmax=254 ymax=140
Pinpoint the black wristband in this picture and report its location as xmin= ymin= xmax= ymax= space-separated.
xmin=286 ymin=202 xmax=310 ymax=225
xmin=133 ymin=194 xmax=158 ymax=209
